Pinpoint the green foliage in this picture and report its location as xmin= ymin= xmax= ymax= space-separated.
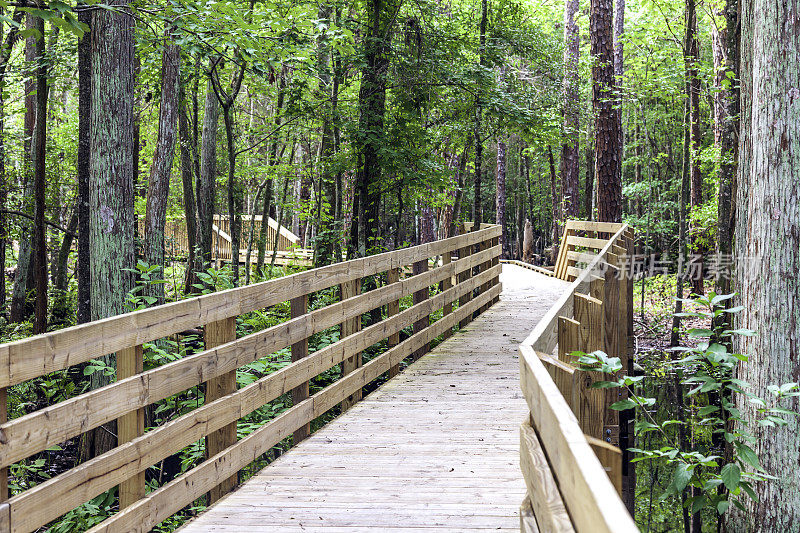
xmin=577 ymin=294 xmax=800 ymax=520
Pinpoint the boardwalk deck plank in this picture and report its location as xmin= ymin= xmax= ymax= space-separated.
xmin=179 ymin=265 xmax=567 ymax=532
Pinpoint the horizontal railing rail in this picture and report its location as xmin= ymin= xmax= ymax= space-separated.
xmin=0 ymin=225 xmax=501 ymax=533
xmin=517 ymin=220 xmax=639 ymax=533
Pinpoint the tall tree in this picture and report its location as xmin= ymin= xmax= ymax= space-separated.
xmin=351 ymin=0 xmax=399 ymax=256
xmin=179 ymin=87 xmax=198 ymax=294
xmin=196 ymin=70 xmax=220 ymax=274
xmin=472 ymin=0 xmax=488 ymax=230
xmin=713 ymin=0 xmax=738 ymax=299
xmin=560 ymin=0 xmax=580 ymax=220
xmin=730 ymin=0 xmax=800 ymax=527
xmin=10 ymin=16 xmax=39 ymax=323
xmin=614 ymin=0 xmax=624 ymax=187
xmin=32 ymin=13 xmax=47 ymax=334
xmin=0 ymin=8 xmax=25 ymax=318
xmin=684 ymin=0 xmax=703 ymax=294
xmin=144 ymin=32 xmax=181 ymax=303
xmin=77 ymin=2 xmax=91 ymax=323
xmin=86 ymin=0 xmax=136 ymax=457
xmin=591 ymin=0 xmax=622 ymax=222
xmin=496 ymin=139 xmax=510 ymax=257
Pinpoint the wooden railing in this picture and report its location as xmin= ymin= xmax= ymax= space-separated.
xmin=517 ymin=220 xmax=639 ymax=532
xmin=0 ymin=225 xmax=501 ymax=533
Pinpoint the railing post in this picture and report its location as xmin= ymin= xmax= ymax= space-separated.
xmin=573 ymin=293 xmax=604 ymax=439
xmin=441 ymin=253 xmax=453 ymax=340
xmin=617 ymin=234 xmax=636 ymax=514
xmin=387 ymin=267 xmax=402 ymax=377
xmin=477 ymin=238 xmax=490 ymax=314
xmin=602 ymin=257 xmax=621 ymax=447
xmin=117 ymin=344 xmax=145 ymax=508
xmin=412 ymin=258 xmax=429 ymax=360
xmin=340 ymin=278 xmax=362 ymax=411
xmin=458 ymin=243 xmax=472 ymax=328
xmin=491 ymin=235 xmax=500 ymax=304
xmin=204 ymin=317 xmax=238 ymax=503
xmin=290 ymin=294 xmax=310 ymax=442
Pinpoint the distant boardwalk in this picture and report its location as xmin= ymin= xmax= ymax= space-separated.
xmin=180 ymin=265 xmax=568 ymax=532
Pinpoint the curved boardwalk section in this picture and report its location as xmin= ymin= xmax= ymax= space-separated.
xmin=180 ymin=265 xmax=568 ymax=532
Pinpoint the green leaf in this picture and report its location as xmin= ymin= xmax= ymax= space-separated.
xmin=610 ymin=398 xmax=638 ymax=411
xmin=735 ymin=442 xmax=761 ymax=470
xmin=721 ymin=463 xmax=741 ymax=491
xmin=698 ymin=405 xmax=719 ymax=416
xmin=673 ymin=462 xmax=692 ymax=491
xmin=717 ymin=499 xmax=730 ymax=514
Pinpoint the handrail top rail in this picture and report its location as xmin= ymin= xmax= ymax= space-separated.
xmin=0 ymin=225 xmax=501 ymax=388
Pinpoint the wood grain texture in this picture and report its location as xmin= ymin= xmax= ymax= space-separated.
xmin=291 ymin=294 xmax=310 ymax=443
xmin=339 ymin=278 xmax=362 ymax=412
xmin=386 ymin=267 xmax=401 ymax=377
xmin=116 ymin=345 xmax=144 ymax=509
xmin=204 ymin=317 xmax=238 ymax=504
xmin=519 ymin=421 xmax=575 ymax=532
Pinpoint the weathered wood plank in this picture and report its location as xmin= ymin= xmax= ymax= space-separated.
xmin=519 ymin=421 xmax=575 ymax=532
xmin=117 ymin=345 xmax=145 ymax=509
xmin=291 ymin=294 xmax=310 ymax=443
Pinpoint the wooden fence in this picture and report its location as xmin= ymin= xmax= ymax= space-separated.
xmin=517 ymin=220 xmax=639 ymax=532
xmin=0 ymin=225 xmax=501 ymax=533
xmin=151 ymin=215 xmax=311 ymax=266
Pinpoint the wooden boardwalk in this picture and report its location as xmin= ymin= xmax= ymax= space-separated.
xmin=180 ymin=265 xmax=569 ymax=532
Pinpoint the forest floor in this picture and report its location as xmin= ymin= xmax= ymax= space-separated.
xmin=632 ymin=274 xmax=713 ymax=355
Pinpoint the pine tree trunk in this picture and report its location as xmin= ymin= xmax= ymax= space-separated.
xmin=144 ymin=36 xmax=180 ymax=304
xmin=548 ymin=146 xmax=559 ymax=262
xmin=591 ymin=0 xmax=622 ymax=222
xmin=729 ymin=0 xmax=800 ymax=528
xmin=561 ymin=0 xmax=580 ymax=219
xmin=614 ymin=0 xmax=625 ymax=187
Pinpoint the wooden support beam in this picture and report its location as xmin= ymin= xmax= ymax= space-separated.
xmin=441 ymin=254 xmax=453 ymax=340
xmin=117 ymin=345 xmax=145 ymax=509
xmin=412 ymin=259 xmax=430 ymax=359
xmin=519 ymin=421 xmax=575 ymax=532
xmin=602 ymin=262 xmax=621 ymax=432
xmin=340 ymin=278 xmax=362 ymax=412
xmin=572 ymin=294 xmax=605 ymax=439
xmin=386 ymin=267 xmax=401 ymax=377
xmin=204 ymin=317 xmax=238 ymax=504
xmin=290 ymin=294 xmax=310 ymax=443
xmin=490 ymin=236 xmax=500 ymax=304
xmin=458 ymin=244 xmax=472 ymax=328
xmin=586 ymin=435 xmax=622 ymax=496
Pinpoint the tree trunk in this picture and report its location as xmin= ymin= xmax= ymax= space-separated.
xmin=472 ymin=0 xmax=488 ymax=231
xmin=548 ymin=146 xmax=559 ymax=262
xmin=0 ymin=8 xmax=23 ymax=319
xmin=614 ymin=0 xmax=625 ymax=187
xmin=144 ymin=35 xmax=180 ymax=304
xmin=10 ymin=16 xmax=38 ymax=323
xmin=196 ymin=70 xmax=219 ymax=271
xmin=32 ymin=12 xmax=47 ymax=334
xmin=714 ymin=0 xmax=738 ymax=299
xmin=352 ymin=0 xmax=396 ymax=256
xmin=729 ymin=1 xmax=800 ymax=528
xmin=85 ymin=0 xmax=136 ymax=459
xmin=77 ymin=2 xmax=91 ymax=324
xmin=584 ymin=141 xmax=594 ymax=219
xmin=561 ymin=0 xmax=580 ymax=220
xmin=684 ymin=0 xmax=703 ymax=295
xmin=179 ymin=87 xmax=198 ymax=294
xmin=591 ymin=0 xmax=622 ymax=222
xmin=496 ymin=140 xmax=510 ymax=258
